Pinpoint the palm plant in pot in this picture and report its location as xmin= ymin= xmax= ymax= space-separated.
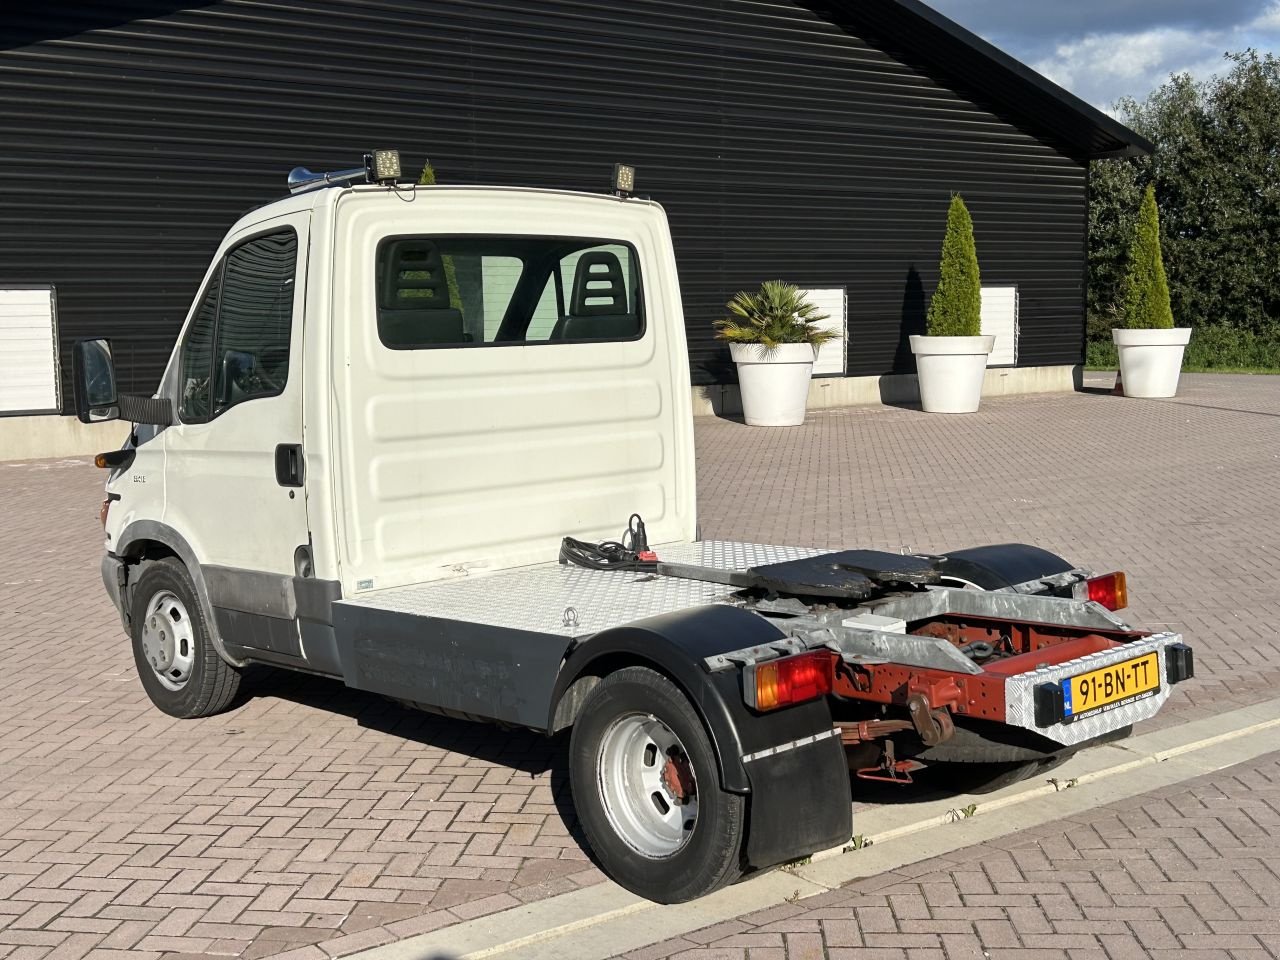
xmin=1112 ymin=184 xmax=1191 ymax=398
xmin=716 ymin=280 xmax=835 ymax=426
xmin=910 ymin=194 xmax=994 ymax=414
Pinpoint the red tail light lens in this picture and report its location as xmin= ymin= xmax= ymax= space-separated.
xmin=748 ymin=651 xmax=834 ymax=711
xmin=1086 ymin=572 xmax=1128 ymax=611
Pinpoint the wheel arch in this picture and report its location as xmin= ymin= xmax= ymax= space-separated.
xmin=114 ymin=520 xmax=244 ymax=668
xmin=547 ymin=605 xmax=835 ymax=795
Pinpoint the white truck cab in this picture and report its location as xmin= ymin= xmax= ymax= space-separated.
xmin=75 ymin=154 xmax=1193 ymax=903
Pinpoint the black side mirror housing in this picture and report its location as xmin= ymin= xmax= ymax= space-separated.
xmin=73 ymin=339 xmax=120 ymax=424
xmin=72 ymin=338 xmax=175 ymax=426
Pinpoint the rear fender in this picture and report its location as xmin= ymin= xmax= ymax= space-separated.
xmin=550 ymin=605 xmax=838 ymax=792
xmin=549 ymin=605 xmax=852 ymax=868
xmin=935 ymin=543 xmax=1075 ymax=590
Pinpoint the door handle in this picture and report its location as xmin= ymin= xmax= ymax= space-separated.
xmin=275 ymin=443 xmax=304 ymax=487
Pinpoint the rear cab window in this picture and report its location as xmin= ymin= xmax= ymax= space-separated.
xmin=375 ymin=236 xmax=643 ymax=349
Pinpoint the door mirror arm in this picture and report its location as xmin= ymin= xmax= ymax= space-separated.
xmin=117 ymin=394 xmax=176 ymax=427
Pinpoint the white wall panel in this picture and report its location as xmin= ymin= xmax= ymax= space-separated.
xmin=981 ymin=285 xmax=1019 ymax=367
xmin=801 ymin=288 xmax=848 ymax=377
xmin=0 ymin=288 xmax=59 ymax=414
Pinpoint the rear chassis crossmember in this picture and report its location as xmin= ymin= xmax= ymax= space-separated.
xmin=703 ymin=585 xmax=1192 ymax=764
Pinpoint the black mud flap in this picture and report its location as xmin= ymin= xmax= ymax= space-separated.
xmin=742 ymin=718 xmax=852 ymax=869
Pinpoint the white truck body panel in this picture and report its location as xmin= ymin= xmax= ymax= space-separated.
xmin=328 ymin=188 xmax=697 ymax=596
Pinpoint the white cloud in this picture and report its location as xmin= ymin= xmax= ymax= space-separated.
xmin=1250 ymin=1 xmax=1280 ymax=29
xmin=1031 ymin=15 xmax=1280 ymax=109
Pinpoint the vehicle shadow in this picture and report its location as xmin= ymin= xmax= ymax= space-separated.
xmin=236 ymin=667 xmax=1039 ymax=864
xmin=236 ymin=666 xmax=598 ymax=857
xmin=236 ymin=666 xmax=560 ymax=777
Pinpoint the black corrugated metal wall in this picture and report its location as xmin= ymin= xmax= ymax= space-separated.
xmin=0 ymin=0 xmax=1087 ymax=402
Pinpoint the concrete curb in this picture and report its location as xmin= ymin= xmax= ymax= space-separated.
xmin=341 ymin=698 xmax=1280 ymax=960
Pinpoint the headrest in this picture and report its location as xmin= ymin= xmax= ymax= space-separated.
xmin=380 ymin=239 xmax=450 ymax=310
xmin=570 ymin=251 xmax=627 ymax=316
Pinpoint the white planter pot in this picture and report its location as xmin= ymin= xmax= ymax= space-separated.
xmin=1112 ymin=328 xmax=1192 ymax=398
xmin=909 ymin=335 xmax=996 ymax=414
xmin=729 ymin=342 xmax=817 ymax=426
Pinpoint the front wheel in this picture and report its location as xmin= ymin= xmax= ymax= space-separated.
xmin=569 ymin=666 xmax=745 ymax=903
xmin=129 ymin=557 xmax=241 ymax=718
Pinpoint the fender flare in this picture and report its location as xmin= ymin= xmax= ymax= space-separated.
xmin=935 ymin=543 xmax=1076 ymax=590
xmin=547 ymin=604 xmax=836 ymax=794
xmin=113 ymin=520 xmax=245 ymax=668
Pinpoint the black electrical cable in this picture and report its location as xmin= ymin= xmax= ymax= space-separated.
xmin=560 ymin=514 xmax=658 ymax=572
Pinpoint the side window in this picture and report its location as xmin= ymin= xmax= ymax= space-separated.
xmin=213 ymin=232 xmax=297 ymax=414
xmin=179 ymin=276 xmax=218 ymax=421
xmin=177 ymin=229 xmax=297 ymax=423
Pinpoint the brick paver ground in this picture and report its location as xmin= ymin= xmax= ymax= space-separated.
xmin=2 ymin=373 xmax=1278 ymax=959
xmin=610 ymin=751 xmax=1280 ymax=960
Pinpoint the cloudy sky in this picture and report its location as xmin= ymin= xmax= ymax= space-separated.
xmin=927 ymin=0 xmax=1280 ymax=109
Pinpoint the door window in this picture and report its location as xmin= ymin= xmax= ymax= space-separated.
xmin=177 ymin=229 xmax=298 ymax=423
xmin=179 ymin=278 xmax=219 ymax=421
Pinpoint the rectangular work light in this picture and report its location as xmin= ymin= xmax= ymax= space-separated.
xmin=612 ymin=162 xmax=636 ymax=197
xmin=368 ymin=149 xmax=402 ymax=183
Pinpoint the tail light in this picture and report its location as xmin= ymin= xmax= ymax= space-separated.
xmin=745 ymin=651 xmax=834 ymax=711
xmin=1083 ymin=571 xmax=1128 ymax=611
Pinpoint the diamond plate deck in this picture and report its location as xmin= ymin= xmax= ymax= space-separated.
xmin=336 ymin=541 xmax=825 ymax=639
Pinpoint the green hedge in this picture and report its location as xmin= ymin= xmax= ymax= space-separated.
xmin=1087 ymin=323 xmax=1280 ymax=372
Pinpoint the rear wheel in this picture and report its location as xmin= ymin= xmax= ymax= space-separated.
xmin=129 ymin=558 xmax=240 ymax=718
xmin=933 ymin=752 xmax=1075 ymax=795
xmin=569 ymin=666 xmax=744 ymax=903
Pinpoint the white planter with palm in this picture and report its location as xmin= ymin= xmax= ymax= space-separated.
xmin=717 ymin=281 xmax=836 ymax=426
xmin=1111 ymin=185 xmax=1192 ymax=398
xmin=910 ymin=194 xmax=994 ymax=414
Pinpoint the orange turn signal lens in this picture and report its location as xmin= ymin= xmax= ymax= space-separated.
xmin=748 ymin=651 xmax=834 ymax=712
xmin=1086 ymin=571 xmax=1128 ymax=611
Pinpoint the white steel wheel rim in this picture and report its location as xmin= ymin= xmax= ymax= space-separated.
xmin=140 ymin=590 xmax=196 ymax=691
xmin=597 ymin=712 xmax=699 ymax=859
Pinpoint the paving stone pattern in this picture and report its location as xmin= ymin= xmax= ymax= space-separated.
xmin=610 ymin=751 xmax=1280 ymax=960
xmin=1 ymin=374 xmax=1278 ymax=958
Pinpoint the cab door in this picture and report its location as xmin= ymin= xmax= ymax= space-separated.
xmin=162 ymin=211 xmax=312 ymax=655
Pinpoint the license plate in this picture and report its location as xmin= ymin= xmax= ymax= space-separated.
xmin=1062 ymin=652 xmax=1160 ymax=719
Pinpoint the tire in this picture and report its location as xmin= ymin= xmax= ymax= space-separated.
xmin=934 ymin=752 xmax=1074 ymax=795
xmin=569 ymin=666 xmax=745 ymax=903
xmin=129 ymin=557 xmax=240 ymax=718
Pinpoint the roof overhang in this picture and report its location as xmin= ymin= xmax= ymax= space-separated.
xmin=810 ymin=0 xmax=1153 ymax=160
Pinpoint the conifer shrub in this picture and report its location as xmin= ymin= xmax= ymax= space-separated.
xmin=1119 ymin=184 xmax=1175 ymax=329
xmin=926 ymin=194 xmax=983 ymax=337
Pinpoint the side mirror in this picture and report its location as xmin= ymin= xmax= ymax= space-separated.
xmin=73 ymin=339 xmax=120 ymax=424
